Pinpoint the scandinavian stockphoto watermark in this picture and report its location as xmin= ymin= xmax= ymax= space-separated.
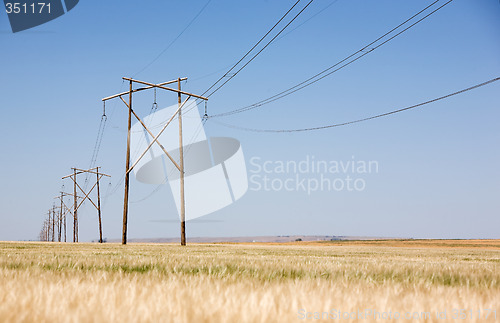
xmin=129 ymin=102 xmax=377 ymax=219
xmin=131 ymin=100 xmax=248 ymax=221
xmin=249 ymin=155 xmax=379 ymax=194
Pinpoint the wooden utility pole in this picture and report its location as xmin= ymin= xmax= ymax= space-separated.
xmin=47 ymin=210 xmax=53 ymax=242
xmin=58 ymin=194 xmax=63 ymax=242
xmin=45 ymin=217 xmax=49 ymax=242
xmin=102 ymin=77 xmax=207 ymax=246
xmin=73 ymin=168 xmax=78 ymax=242
xmin=122 ymin=80 xmax=132 ymax=245
xmin=96 ymin=167 xmax=103 ymax=243
xmin=64 ymin=206 xmax=67 ymax=242
xmin=178 ymin=78 xmax=186 ymax=246
xmin=52 ymin=205 xmax=56 ymax=242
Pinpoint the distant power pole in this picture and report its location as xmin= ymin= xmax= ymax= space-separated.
xmin=54 ymin=192 xmax=73 ymax=242
xmin=45 ymin=218 xmax=49 ymax=242
xmin=65 ymin=199 xmax=69 ymax=242
xmin=62 ymin=167 xmax=110 ymax=243
xmin=58 ymin=193 xmax=63 ymax=242
xmin=52 ymin=205 xmax=56 ymax=242
xmin=64 ymin=206 xmax=67 ymax=242
xmin=47 ymin=210 xmax=51 ymax=242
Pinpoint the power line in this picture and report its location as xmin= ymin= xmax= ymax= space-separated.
xmin=106 ymin=0 xmax=317 ymax=137
xmin=83 ymin=105 xmax=108 ymax=191
xmin=183 ymin=0 xmax=338 ymax=86
xmin=200 ymin=0 xmax=304 ymax=98
xmin=95 ymin=0 xmax=449 ymax=203
xmin=210 ymin=76 xmax=500 ymax=133
xmin=211 ymin=0 xmax=452 ymax=118
xmin=178 ymin=0 xmax=315 ymax=119
xmin=83 ymin=79 xmax=128 ymax=195
xmin=169 ymin=0 xmax=315 ymax=135
xmin=89 ymin=115 xmax=107 ymax=166
xmin=103 ymin=0 xmax=444 ymax=201
xmin=272 ymin=0 xmax=340 ymax=44
xmin=133 ymin=0 xmax=213 ymax=77
xmin=204 ymin=0 xmax=315 ymax=99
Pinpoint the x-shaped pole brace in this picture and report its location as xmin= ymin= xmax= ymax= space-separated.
xmin=122 ymin=95 xmax=191 ymax=175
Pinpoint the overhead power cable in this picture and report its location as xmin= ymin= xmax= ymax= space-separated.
xmin=178 ymin=0 xmax=315 ymax=122
xmin=273 ymin=0 xmax=340 ymax=44
xmin=88 ymin=113 xmax=107 ymax=168
xmin=200 ymin=0 xmax=304 ymax=98
xmin=210 ymin=76 xmax=500 ymax=133
xmin=204 ymin=0 xmax=315 ymax=99
xmin=211 ymin=0 xmax=453 ymax=118
xmin=83 ymin=105 xmax=108 ymax=191
xmin=186 ymin=1 xmax=340 ymax=88
xmin=133 ymin=0 xmax=213 ymax=77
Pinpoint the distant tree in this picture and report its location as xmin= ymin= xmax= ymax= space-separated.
xmin=295 ymin=238 xmax=302 ymax=242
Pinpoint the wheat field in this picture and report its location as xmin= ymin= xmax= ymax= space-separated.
xmin=0 ymin=240 xmax=498 ymax=322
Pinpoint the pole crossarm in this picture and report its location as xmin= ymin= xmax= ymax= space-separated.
xmin=62 ymin=168 xmax=110 ymax=179
xmin=54 ymin=192 xmax=84 ymax=199
xmin=118 ymin=95 xmax=181 ymax=171
xmin=74 ymin=168 xmax=110 ymax=177
xmin=102 ymin=78 xmax=188 ymax=102
xmin=122 ymin=77 xmax=208 ymax=101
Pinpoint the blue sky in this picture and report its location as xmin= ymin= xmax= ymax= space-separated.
xmin=0 ymin=0 xmax=499 ymax=241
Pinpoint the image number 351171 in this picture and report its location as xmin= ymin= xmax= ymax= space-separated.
xmin=5 ymin=2 xmax=51 ymax=14
xmin=3 ymin=0 xmax=79 ymax=33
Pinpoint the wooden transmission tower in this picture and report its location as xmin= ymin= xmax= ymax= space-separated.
xmin=62 ymin=167 xmax=110 ymax=242
xmin=102 ymin=77 xmax=208 ymax=246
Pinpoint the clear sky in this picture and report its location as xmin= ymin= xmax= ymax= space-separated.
xmin=0 ymin=0 xmax=499 ymax=242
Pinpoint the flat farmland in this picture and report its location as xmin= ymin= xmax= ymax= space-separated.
xmin=0 ymin=240 xmax=498 ymax=322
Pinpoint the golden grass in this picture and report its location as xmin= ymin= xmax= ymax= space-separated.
xmin=0 ymin=241 xmax=498 ymax=322
xmin=294 ymin=239 xmax=500 ymax=249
